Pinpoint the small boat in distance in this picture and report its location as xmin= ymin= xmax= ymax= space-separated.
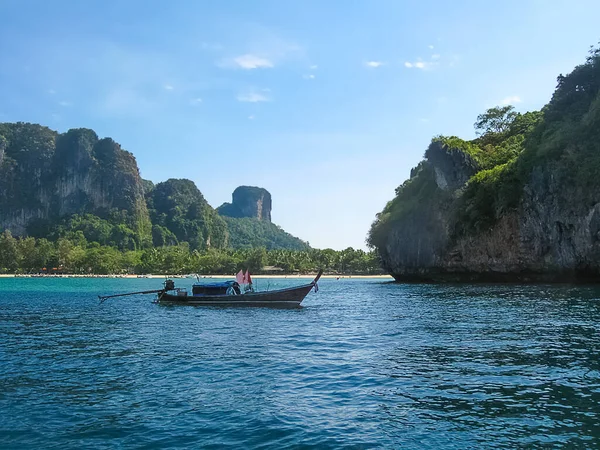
xmin=99 ymin=270 xmax=323 ymax=307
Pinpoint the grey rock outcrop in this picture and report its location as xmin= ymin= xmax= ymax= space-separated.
xmin=217 ymin=186 xmax=272 ymax=221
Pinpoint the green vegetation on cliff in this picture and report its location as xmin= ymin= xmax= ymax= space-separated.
xmin=146 ymin=179 xmax=228 ymax=250
xmin=368 ymin=43 xmax=600 ymax=275
xmin=368 ymin=162 xmax=448 ymax=251
xmin=454 ymin=45 xmax=600 ymax=236
xmin=223 ymin=217 xmax=309 ymax=250
xmin=0 ymin=123 xmax=152 ymax=247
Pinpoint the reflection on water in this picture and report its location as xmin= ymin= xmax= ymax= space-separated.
xmin=1 ymin=278 xmax=599 ymax=448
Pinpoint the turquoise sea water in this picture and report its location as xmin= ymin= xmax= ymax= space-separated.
xmin=1 ymin=277 xmax=600 ymax=449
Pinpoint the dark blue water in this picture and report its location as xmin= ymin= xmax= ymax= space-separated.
xmin=1 ymin=277 xmax=600 ymax=449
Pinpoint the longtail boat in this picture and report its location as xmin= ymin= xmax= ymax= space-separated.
xmin=99 ymin=270 xmax=322 ymax=307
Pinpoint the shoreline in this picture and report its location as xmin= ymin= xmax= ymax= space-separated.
xmin=0 ymin=274 xmax=393 ymax=279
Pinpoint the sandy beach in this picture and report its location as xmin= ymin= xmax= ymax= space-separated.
xmin=0 ymin=273 xmax=393 ymax=280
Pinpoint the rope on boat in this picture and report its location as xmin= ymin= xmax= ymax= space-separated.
xmin=98 ymin=289 xmax=165 ymax=304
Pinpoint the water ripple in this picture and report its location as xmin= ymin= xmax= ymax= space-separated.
xmin=1 ymin=278 xmax=600 ymax=448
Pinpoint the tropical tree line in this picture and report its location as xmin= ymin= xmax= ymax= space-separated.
xmin=0 ymin=230 xmax=382 ymax=275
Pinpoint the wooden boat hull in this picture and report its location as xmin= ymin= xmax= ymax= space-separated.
xmin=157 ymin=272 xmax=321 ymax=307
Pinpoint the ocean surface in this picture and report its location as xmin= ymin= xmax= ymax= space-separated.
xmin=1 ymin=277 xmax=599 ymax=449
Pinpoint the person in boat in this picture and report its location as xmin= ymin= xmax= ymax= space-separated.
xmin=232 ymin=282 xmax=242 ymax=295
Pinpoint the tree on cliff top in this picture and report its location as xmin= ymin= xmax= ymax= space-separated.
xmin=474 ymin=105 xmax=518 ymax=136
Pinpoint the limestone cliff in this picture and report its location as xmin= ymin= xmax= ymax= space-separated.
xmin=0 ymin=123 xmax=151 ymax=244
xmin=217 ymin=186 xmax=272 ymax=221
xmin=369 ymin=47 xmax=600 ymax=282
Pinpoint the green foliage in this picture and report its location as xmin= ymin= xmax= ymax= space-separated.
xmin=431 ymin=135 xmax=483 ymax=162
xmin=0 ymin=231 xmax=381 ymax=275
xmin=223 ymin=217 xmax=309 ymax=250
xmin=0 ymin=230 xmax=20 ymax=272
xmin=147 ymin=179 xmax=228 ymax=250
xmin=0 ymin=122 xmax=152 ymax=246
xmin=453 ymin=162 xmax=522 ymax=235
xmin=28 ymin=213 xmax=139 ymax=250
xmin=368 ymin=162 xmax=446 ymax=249
xmin=474 ymin=105 xmax=518 ymax=136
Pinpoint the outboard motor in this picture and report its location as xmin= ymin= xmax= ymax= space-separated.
xmin=164 ymin=279 xmax=175 ymax=291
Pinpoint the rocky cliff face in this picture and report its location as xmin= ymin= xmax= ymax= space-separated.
xmin=445 ymin=163 xmax=600 ymax=280
xmin=377 ymin=157 xmax=600 ymax=282
xmin=217 ymin=186 xmax=272 ymax=221
xmin=0 ymin=123 xmax=151 ymax=241
xmin=370 ymin=48 xmax=600 ymax=282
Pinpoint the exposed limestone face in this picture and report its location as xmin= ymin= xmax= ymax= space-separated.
xmin=217 ymin=186 xmax=272 ymax=222
xmin=426 ymin=140 xmax=479 ymax=191
xmin=0 ymin=124 xmax=150 ymax=239
xmin=0 ymin=135 xmax=6 ymax=165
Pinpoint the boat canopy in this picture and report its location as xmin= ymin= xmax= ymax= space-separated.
xmin=192 ymin=280 xmax=237 ymax=289
xmin=192 ymin=280 xmax=240 ymax=296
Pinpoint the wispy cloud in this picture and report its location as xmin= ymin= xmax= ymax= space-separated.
xmin=189 ymin=97 xmax=203 ymax=106
xmin=303 ymin=74 xmax=315 ymax=79
xmin=500 ymin=95 xmax=522 ymax=105
xmin=365 ymin=61 xmax=384 ymax=68
xmin=237 ymin=89 xmax=270 ymax=102
xmin=248 ymin=115 xmax=255 ymax=120
xmin=58 ymin=100 xmax=72 ymax=106
xmin=217 ymin=29 xmax=304 ymax=70
xmin=48 ymin=89 xmax=56 ymax=95
xmin=404 ymin=61 xmax=433 ymax=69
xmin=164 ymin=84 xmax=174 ymax=90
xmin=221 ymin=54 xmax=274 ymax=69
xmin=428 ymin=45 xmax=434 ymax=50
xmin=309 ymin=64 xmax=318 ymax=70
xmin=431 ymin=54 xmax=441 ymax=60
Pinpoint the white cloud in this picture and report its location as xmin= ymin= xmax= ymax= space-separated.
xmin=248 ymin=115 xmax=255 ymax=120
xmin=500 ymin=95 xmax=522 ymax=105
xmin=309 ymin=64 xmax=318 ymax=70
xmin=224 ymin=54 xmax=274 ymax=69
xmin=58 ymin=100 xmax=72 ymax=106
xmin=431 ymin=54 xmax=441 ymax=60
xmin=303 ymin=74 xmax=315 ymax=79
xmin=237 ymin=90 xmax=270 ymax=102
xmin=164 ymin=84 xmax=174 ymax=90
xmin=365 ymin=61 xmax=384 ymax=68
xmin=404 ymin=60 xmax=436 ymax=70
xmin=419 ymin=118 xmax=429 ymax=123
xmin=428 ymin=45 xmax=434 ymax=50
xmin=190 ymin=98 xmax=203 ymax=105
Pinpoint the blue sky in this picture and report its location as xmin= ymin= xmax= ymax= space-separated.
xmin=1 ymin=0 xmax=599 ymax=249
